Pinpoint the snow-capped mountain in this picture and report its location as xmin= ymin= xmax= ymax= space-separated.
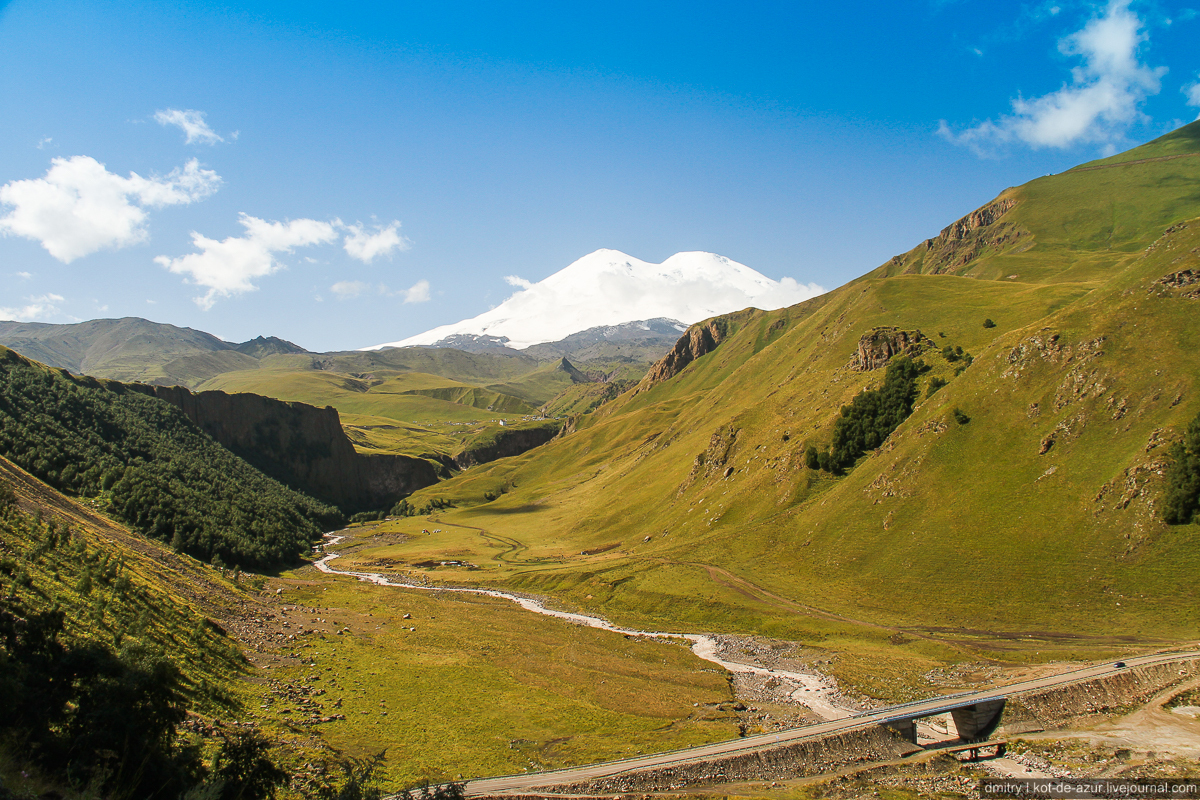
xmin=364 ymin=249 xmax=824 ymax=351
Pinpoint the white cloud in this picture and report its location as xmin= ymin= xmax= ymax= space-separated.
xmin=940 ymin=0 xmax=1165 ymax=154
xmin=342 ymin=221 xmax=409 ymax=263
xmin=154 ymin=108 xmax=224 ymax=145
xmin=1185 ymin=76 xmax=1200 ymax=116
xmin=36 ymin=137 xmax=51 ymax=150
xmin=15 ymin=271 xmax=31 ymax=280
xmin=0 ymin=156 xmax=221 ymax=262
xmin=0 ymin=292 xmax=64 ymax=322
xmin=504 ymin=275 xmax=534 ymax=290
xmin=401 ymin=279 xmax=430 ymax=304
xmin=331 ymin=278 xmax=429 ymax=303
xmin=331 ymin=280 xmax=372 ymax=299
xmin=155 ymin=214 xmax=338 ymax=309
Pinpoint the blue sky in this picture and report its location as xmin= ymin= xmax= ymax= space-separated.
xmin=1 ymin=0 xmax=1197 ymax=351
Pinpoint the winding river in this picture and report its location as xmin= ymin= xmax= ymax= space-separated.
xmin=314 ymin=531 xmax=852 ymax=721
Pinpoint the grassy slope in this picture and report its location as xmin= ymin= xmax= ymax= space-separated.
xmin=273 ymin=524 xmax=738 ymax=787
xmin=0 ymin=455 xmax=251 ymax=698
xmin=0 ymin=455 xmax=260 ymax=794
xmin=383 ymin=123 xmax=1200 ymax=679
xmin=0 ymin=455 xmax=743 ymax=792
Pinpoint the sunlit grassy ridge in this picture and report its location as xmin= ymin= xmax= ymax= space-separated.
xmin=386 ymin=122 xmax=1200 ymax=669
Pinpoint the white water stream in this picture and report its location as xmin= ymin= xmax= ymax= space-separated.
xmin=314 ymin=532 xmax=852 ymax=721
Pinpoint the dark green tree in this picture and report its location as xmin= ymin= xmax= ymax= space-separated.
xmin=0 ymin=350 xmax=342 ymax=568
xmin=209 ymin=728 xmax=289 ymax=800
xmin=812 ymin=356 xmax=926 ymax=474
xmin=1163 ymin=410 xmax=1200 ymax=525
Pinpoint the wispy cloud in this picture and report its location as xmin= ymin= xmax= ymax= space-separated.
xmin=156 ymin=214 xmax=339 ymax=310
xmin=36 ymin=137 xmax=52 ymax=150
xmin=400 ymin=279 xmax=430 ymax=304
xmin=330 ymin=278 xmax=429 ymax=303
xmin=331 ymin=280 xmax=372 ymax=299
xmin=504 ymin=275 xmax=534 ymax=290
xmin=343 ymin=221 xmax=409 ymax=263
xmin=154 ymin=108 xmax=224 ymax=145
xmin=1185 ymin=75 xmax=1200 ymax=117
xmin=0 ymin=156 xmax=220 ymax=262
xmin=159 ymin=212 xmax=415 ymax=308
xmin=940 ymin=0 xmax=1165 ymax=154
xmin=0 ymin=292 xmax=64 ymax=322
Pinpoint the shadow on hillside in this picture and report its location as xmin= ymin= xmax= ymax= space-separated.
xmin=473 ymin=503 xmax=541 ymax=515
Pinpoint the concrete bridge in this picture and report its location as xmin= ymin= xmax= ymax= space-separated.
xmin=455 ymin=650 xmax=1200 ymax=797
xmin=880 ymin=696 xmax=1007 ymax=743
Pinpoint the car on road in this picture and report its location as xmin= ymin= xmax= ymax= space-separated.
xmin=1114 ymin=661 xmax=1126 ymax=668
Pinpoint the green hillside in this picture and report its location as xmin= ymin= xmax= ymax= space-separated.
xmin=375 ymin=122 xmax=1200 ymax=682
xmin=0 ymin=456 xmax=270 ymax=797
xmin=0 ymin=347 xmax=341 ymax=568
xmin=0 ymin=319 xmax=668 ymax=470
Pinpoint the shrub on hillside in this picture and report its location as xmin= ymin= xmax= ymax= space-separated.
xmin=1163 ymin=410 xmax=1200 ymax=525
xmin=809 ymin=356 xmax=926 ymax=474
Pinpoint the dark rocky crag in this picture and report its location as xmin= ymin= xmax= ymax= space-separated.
xmin=137 ymin=385 xmax=439 ymax=513
xmin=453 ymin=423 xmax=561 ymax=470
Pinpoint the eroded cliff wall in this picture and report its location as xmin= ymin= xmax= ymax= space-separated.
xmin=138 ymin=385 xmax=439 ymax=512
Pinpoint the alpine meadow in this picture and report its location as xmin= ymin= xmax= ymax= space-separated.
xmin=4 ymin=2 xmax=1200 ymax=795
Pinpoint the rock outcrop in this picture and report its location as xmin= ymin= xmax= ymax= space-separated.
xmin=1156 ymin=268 xmax=1200 ymax=298
xmin=635 ymin=318 xmax=730 ymax=393
xmin=452 ymin=422 xmax=562 ymax=469
xmin=135 ymin=385 xmax=439 ymax=512
xmin=879 ymin=194 xmax=1027 ymax=276
xmin=555 ymin=357 xmax=594 ymax=384
xmin=851 ymin=327 xmax=932 ymax=371
xmin=916 ymin=196 xmax=1025 ymax=274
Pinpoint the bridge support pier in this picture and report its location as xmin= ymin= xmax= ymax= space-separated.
xmin=882 ymin=718 xmax=917 ymax=743
xmin=949 ymin=699 xmax=1005 ymax=741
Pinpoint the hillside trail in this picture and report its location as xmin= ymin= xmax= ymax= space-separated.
xmin=314 ymin=529 xmax=855 ymax=721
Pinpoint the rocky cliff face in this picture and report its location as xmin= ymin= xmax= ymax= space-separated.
xmin=137 ymin=385 xmax=438 ymax=512
xmin=878 ymin=194 xmax=1027 ymax=277
xmin=851 ymin=327 xmax=933 ymax=371
xmin=453 ymin=423 xmax=561 ymax=470
xmin=635 ymin=318 xmax=730 ymax=393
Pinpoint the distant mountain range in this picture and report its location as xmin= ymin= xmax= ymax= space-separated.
xmin=366 ymin=249 xmax=823 ymax=351
xmin=0 ymin=317 xmax=306 ymax=385
xmin=0 ymin=315 xmax=688 ymax=387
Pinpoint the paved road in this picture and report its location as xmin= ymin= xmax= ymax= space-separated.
xmin=462 ymin=650 xmax=1200 ymax=796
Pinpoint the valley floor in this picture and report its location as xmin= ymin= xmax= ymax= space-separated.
xmin=227 ymin=520 xmax=1200 ymax=797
